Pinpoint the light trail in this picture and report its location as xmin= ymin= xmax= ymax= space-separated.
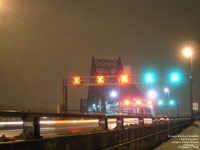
xmin=0 ymin=118 xmax=155 ymax=126
xmin=0 ymin=121 xmax=23 ymax=125
xmin=0 ymin=119 xmax=99 ymax=125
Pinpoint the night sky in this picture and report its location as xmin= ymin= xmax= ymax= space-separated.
xmin=0 ymin=0 xmax=199 ymax=116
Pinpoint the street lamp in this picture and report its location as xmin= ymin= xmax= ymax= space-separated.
xmin=182 ymin=47 xmax=194 ymax=119
xmin=147 ymin=90 xmax=157 ymax=99
xmin=110 ymin=90 xmax=117 ymax=98
xmin=164 ymin=88 xmax=170 ymax=116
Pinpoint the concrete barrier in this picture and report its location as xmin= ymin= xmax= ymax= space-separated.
xmin=0 ymin=120 xmax=191 ymax=150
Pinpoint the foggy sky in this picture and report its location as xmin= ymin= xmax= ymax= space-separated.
xmin=0 ymin=0 xmax=200 ymax=115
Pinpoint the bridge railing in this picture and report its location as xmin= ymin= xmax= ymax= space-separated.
xmin=0 ymin=111 xmax=192 ymax=139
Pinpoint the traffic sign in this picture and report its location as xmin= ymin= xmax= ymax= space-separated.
xmin=193 ymin=102 xmax=198 ymax=110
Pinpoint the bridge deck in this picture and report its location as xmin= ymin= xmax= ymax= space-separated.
xmin=154 ymin=121 xmax=200 ymax=150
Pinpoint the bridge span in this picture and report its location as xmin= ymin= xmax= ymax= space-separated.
xmin=0 ymin=111 xmax=195 ymax=150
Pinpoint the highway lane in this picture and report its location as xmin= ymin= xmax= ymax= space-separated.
xmin=0 ymin=118 xmax=152 ymax=138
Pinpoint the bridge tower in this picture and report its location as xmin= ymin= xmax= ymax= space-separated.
xmin=87 ymin=57 xmax=123 ymax=113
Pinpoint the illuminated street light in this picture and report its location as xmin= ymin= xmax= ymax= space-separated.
xmin=182 ymin=46 xmax=195 ymax=119
xmin=110 ymin=90 xmax=117 ymax=98
xmin=183 ymin=47 xmax=192 ymax=57
xmin=148 ymin=90 xmax=157 ymax=99
xmin=164 ymin=88 xmax=169 ymax=93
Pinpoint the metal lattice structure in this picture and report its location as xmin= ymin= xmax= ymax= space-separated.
xmin=87 ymin=57 xmax=146 ymax=114
xmin=87 ymin=57 xmax=123 ymax=113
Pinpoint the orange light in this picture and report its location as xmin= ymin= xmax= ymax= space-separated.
xmin=120 ymin=75 xmax=128 ymax=83
xmin=73 ymin=76 xmax=81 ymax=85
xmin=160 ymin=118 xmax=164 ymax=120
xmin=147 ymin=100 xmax=152 ymax=105
xmin=97 ymin=76 xmax=104 ymax=84
xmin=124 ymin=99 xmax=130 ymax=106
xmin=40 ymin=119 xmax=99 ymax=125
xmin=136 ymin=100 xmax=142 ymax=106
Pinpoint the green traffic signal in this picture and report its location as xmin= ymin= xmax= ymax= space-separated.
xmin=170 ymin=73 xmax=180 ymax=82
xmin=169 ymin=99 xmax=175 ymax=105
xmin=158 ymin=99 xmax=163 ymax=105
xmin=145 ymin=73 xmax=155 ymax=84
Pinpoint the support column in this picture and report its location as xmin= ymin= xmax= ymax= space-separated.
xmin=139 ymin=117 xmax=144 ymax=125
xmin=22 ymin=116 xmax=41 ymax=138
xmin=117 ymin=117 xmax=124 ymax=128
xmin=63 ymin=78 xmax=68 ymax=112
xmin=99 ymin=117 xmax=108 ymax=129
xmin=152 ymin=118 xmax=156 ymax=125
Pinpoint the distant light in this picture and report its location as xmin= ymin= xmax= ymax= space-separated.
xmin=92 ymin=104 xmax=96 ymax=107
xmin=170 ymin=73 xmax=180 ymax=82
xmin=73 ymin=76 xmax=81 ymax=85
xmin=136 ymin=100 xmax=142 ymax=106
xmin=120 ymin=75 xmax=128 ymax=83
xmin=145 ymin=73 xmax=155 ymax=84
xmin=164 ymin=88 xmax=169 ymax=93
xmin=146 ymin=100 xmax=152 ymax=105
xmin=97 ymin=76 xmax=104 ymax=84
xmin=169 ymin=99 xmax=175 ymax=105
xmin=158 ymin=100 xmax=163 ymax=105
xmin=110 ymin=90 xmax=117 ymax=98
xmin=148 ymin=90 xmax=157 ymax=99
xmin=124 ymin=99 xmax=130 ymax=106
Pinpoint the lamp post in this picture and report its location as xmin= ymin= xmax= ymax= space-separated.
xmin=164 ymin=88 xmax=170 ymax=116
xmin=177 ymin=101 xmax=180 ymax=118
xmin=182 ymin=47 xmax=194 ymax=119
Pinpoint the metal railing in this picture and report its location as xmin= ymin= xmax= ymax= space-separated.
xmin=0 ymin=111 xmax=191 ymax=139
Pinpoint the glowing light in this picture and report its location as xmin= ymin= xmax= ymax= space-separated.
xmin=144 ymin=118 xmax=152 ymax=124
xmin=124 ymin=99 xmax=130 ymax=106
xmin=136 ymin=100 xmax=142 ymax=105
xmin=110 ymin=90 xmax=117 ymax=98
xmin=148 ymin=90 xmax=157 ymax=99
xmin=164 ymin=88 xmax=169 ymax=93
xmin=169 ymin=99 xmax=175 ymax=105
xmin=170 ymin=73 xmax=180 ymax=82
xmin=73 ymin=76 xmax=81 ymax=85
xmin=147 ymin=100 xmax=152 ymax=105
xmin=183 ymin=47 xmax=192 ymax=57
xmin=160 ymin=118 xmax=165 ymax=120
xmin=97 ymin=76 xmax=104 ymax=84
xmin=120 ymin=75 xmax=128 ymax=83
xmin=0 ymin=120 xmax=100 ymax=126
xmin=158 ymin=100 xmax=163 ymax=105
xmin=0 ymin=121 xmax=23 ymax=125
xmin=145 ymin=73 xmax=155 ymax=84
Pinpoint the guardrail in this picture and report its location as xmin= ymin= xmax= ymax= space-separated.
xmin=0 ymin=111 xmax=191 ymax=139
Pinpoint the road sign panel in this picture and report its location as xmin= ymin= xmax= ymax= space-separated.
xmin=193 ymin=102 xmax=198 ymax=110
